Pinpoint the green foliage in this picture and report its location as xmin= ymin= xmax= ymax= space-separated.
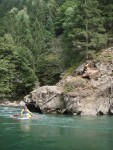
xmin=55 ymin=0 xmax=108 ymax=67
xmin=37 ymin=51 xmax=63 ymax=85
xmin=0 ymin=34 xmax=18 ymax=97
xmin=63 ymin=58 xmax=84 ymax=77
xmin=98 ymin=0 xmax=113 ymax=45
xmin=4 ymin=6 xmax=33 ymax=48
xmin=0 ymin=0 xmax=64 ymax=99
xmin=64 ymin=83 xmax=74 ymax=93
xmin=16 ymin=46 xmax=37 ymax=93
xmin=0 ymin=0 xmax=113 ymax=99
xmin=0 ymin=34 xmax=37 ymax=98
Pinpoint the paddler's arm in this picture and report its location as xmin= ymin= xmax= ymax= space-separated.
xmin=27 ymin=109 xmax=33 ymax=115
xmin=20 ymin=109 xmax=24 ymax=117
xmin=27 ymin=109 xmax=35 ymax=117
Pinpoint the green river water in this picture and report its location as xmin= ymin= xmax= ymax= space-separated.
xmin=0 ymin=106 xmax=113 ymax=150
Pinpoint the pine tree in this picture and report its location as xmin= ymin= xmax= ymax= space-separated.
xmin=55 ymin=0 xmax=107 ymax=67
xmin=98 ymin=0 xmax=113 ymax=46
xmin=4 ymin=6 xmax=33 ymax=48
xmin=0 ymin=34 xmax=18 ymax=98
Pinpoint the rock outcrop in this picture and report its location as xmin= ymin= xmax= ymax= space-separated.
xmin=24 ymin=86 xmax=64 ymax=113
xmin=24 ymin=47 xmax=113 ymax=115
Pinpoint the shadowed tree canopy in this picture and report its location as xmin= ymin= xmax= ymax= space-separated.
xmin=0 ymin=0 xmax=113 ymax=99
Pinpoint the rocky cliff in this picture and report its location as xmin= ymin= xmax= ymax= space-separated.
xmin=24 ymin=48 xmax=113 ymax=115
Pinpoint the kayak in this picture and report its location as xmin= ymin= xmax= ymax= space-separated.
xmin=12 ymin=114 xmax=31 ymax=120
xmin=11 ymin=113 xmax=38 ymax=120
xmin=15 ymin=117 xmax=30 ymax=120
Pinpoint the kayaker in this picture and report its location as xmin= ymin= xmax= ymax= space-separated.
xmin=20 ymin=105 xmax=32 ymax=118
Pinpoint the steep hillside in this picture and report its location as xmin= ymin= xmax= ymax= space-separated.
xmin=24 ymin=47 xmax=113 ymax=115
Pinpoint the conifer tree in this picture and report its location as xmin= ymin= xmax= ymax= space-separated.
xmin=55 ymin=0 xmax=107 ymax=67
xmin=98 ymin=0 xmax=113 ymax=45
xmin=0 ymin=34 xmax=18 ymax=97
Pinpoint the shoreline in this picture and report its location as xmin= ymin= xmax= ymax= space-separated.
xmin=0 ymin=100 xmax=20 ymax=107
xmin=0 ymin=99 xmax=113 ymax=116
xmin=0 ymin=102 xmax=113 ymax=116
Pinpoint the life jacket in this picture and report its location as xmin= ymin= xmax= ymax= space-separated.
xmin=21 ymin=109 xmax=31 ymax=118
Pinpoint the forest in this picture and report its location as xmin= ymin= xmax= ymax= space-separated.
xmin=0 ymin=0 xmax=113 ymax=99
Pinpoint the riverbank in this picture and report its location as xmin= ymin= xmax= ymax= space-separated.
xmin=0 ymin=100 xmax=20 ymax=107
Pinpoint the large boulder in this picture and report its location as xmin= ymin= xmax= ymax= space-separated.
xmin=24 ymin=86 xmax=64 ymax=113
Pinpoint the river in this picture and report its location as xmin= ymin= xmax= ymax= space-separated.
xmin=0 ymin=106 xmax=113 ymax=150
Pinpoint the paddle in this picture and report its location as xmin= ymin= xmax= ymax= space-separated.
xmin=31 ymin=113 xmax=38 ymax=119
xmin=13 ymin=114 xmax=20 ymax=118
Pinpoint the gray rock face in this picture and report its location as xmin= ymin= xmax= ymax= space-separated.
xmin=24 ymin=48 xmax=113 ymax=115
xmin=24 ymin=86 xmax=64 ymax=113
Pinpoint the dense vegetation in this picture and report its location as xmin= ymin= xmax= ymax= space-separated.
xmin=0 ymin=0 xmax=113 ymax=99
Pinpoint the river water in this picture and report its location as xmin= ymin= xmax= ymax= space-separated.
xmin=0 ymin=106 xmax=113 ymax=150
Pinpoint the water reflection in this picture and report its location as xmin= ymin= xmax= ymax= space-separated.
xmin=20 ymin=120 xmax=31 ymax=132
